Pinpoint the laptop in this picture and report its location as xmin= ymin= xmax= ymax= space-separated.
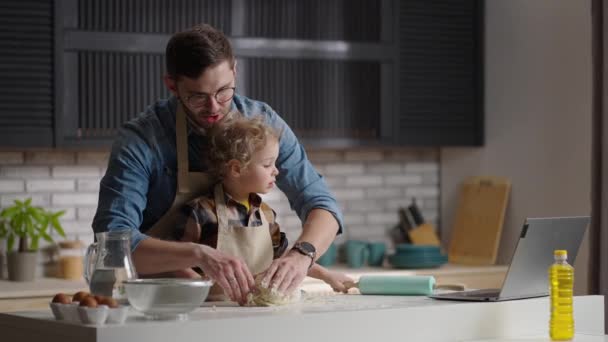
xmin=429 ymin=216 xmax=589 ymax=302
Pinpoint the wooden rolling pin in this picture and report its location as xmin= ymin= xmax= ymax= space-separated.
xmin=344 ymin=275 xmax=464 ymax=295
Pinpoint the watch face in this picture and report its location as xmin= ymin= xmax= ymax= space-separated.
xmin=297 ymin=242 xmax=316 ymax=254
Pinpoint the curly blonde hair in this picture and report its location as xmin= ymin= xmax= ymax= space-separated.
xmin=206 ymin=113 xmax=280 ymax=181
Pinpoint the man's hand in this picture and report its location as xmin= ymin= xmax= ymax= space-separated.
xmin=196 ymin=244 xmax=255 ymax=305
xmin=261 ymin=251 xmax=310 ymax=294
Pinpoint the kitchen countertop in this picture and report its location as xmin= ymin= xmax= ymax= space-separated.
xmin=0 ymin=263 xmax=508 ymax=312
xmin=0 ymin=278 xmax=88 ymax=313
xmin=0 ymin=277 xmax=87 ymax=299
xmin=1 ymin=295 xmax=603 ymax=342
xmin=0 ymin=263 xmax=507 ymax=298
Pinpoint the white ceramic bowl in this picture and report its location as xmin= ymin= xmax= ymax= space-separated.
xmin=123 ymin=278 xmax=213 ymax=320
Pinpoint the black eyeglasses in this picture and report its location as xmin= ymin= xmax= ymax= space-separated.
xmin=185 ymin=87 xmax=236 ymax=108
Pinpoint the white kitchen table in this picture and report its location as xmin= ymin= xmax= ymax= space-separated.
xmin=0 ymin=295 xmax=603 ymax=342
xmin=463 ymin=333 xmax=608 ymax=341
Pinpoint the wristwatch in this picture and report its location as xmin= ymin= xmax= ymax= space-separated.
xmin=292 ymin=241 xmax=316 ymax=269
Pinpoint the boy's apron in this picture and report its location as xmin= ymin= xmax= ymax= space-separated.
xmin=208 ymin=183 xmax=274 ymax=300
xmin=146 ymin=102 xmax=274 ymax=300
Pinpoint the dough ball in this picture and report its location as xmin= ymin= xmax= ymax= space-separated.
xmin=246 ymin=278 xmax=301 ymax=307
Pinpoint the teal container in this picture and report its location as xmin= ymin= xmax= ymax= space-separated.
xmin=388 ymin=253 xmax=448 ymax=269
xmin=316 ymin=243 xmax=337 ymax=267
xmin=395 ymin=244 xmax=441 ymax=254
xmin=367 ymin=242 xmax=386 ymax=267
xmin=345 ymin=240 xmax=369 ymax=268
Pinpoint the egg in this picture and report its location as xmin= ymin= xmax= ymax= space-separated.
xmin=52 ymin=293 xmax=70 ymax=304
xmin=79 ymin=296 xmax=98 ymax=308
xmin=72 ymin=291 xmax=90 ymax=303
xmin=98 ymin=297 xmax=119 ymax=308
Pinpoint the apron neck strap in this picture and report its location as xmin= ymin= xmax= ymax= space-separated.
xmin=214 ymin=184 xmax=230 ymax=228
xmin=176 ymin=102 xmax=190 ymax=193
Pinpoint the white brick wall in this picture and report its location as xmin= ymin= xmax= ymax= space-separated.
xmin=324 ymin=163 xmax=365 ymax=175
xmin=26 ymin=180 xmax=75 ymax=192
xmin=52 ymin=166 xmax=101 ymax=178
xmin=345 ymin=175 xmax=383 ymax=187
xmin=1 ymin=166 xmax=50 ymax=178
xmin=365 ymin=187 xmax=401 ymax=199
xmin=0 ymin=180 xmax=25 ymax=192
xmin=280 ymin=148 xmax=440 ymax=247
xmin=0 ymin=148 xmax=440 ymax=274
xmin=77 ymin=179 xmax=101 ymax=192
xmin=385 ymin=174 xmax=423 ymax=186
xmin=1 ymin=193 xmax=50 ymax=207
xmin=366 ymin=163 xmax=403 ymax=174
xmin=0 ymin=152 xmax=106 ymax=274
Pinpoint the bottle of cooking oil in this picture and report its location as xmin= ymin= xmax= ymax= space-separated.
xmin=549 ymin=249 xmax=574 ymax=341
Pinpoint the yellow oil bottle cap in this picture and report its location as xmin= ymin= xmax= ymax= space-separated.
xmin=554 ymin=250 xmax=567 ymax=257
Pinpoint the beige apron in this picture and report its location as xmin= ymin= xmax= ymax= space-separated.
xmin=146 ymin=102 xmax=274 ymax=300
xmin=146 ymin=102 xmax=210 ymax=239
xmin=214 ymin=183 xmax=274 ymax=274
xmin=208 ymin=183 xmax=274 ymax=299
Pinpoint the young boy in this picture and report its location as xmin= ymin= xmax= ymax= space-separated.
xmin=176 ymin=113 xmax=352 ymax=299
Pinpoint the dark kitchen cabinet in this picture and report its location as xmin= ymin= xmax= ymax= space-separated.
xmin=394 ymin=1 xmax=484 ymax=146
xmin=0 ymin=0 xmax=483 ymax=148
xmin=0 ymin=0 xmax=55 ymax=147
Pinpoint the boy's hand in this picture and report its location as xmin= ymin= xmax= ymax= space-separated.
xmin=323 ymin=271 xmax=355 ymax=293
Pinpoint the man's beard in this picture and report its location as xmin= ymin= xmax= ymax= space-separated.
xmin=183 ymin=105 xmax=230 ymax=136
xmin=185 ymin=112 xmax=208 ymax=136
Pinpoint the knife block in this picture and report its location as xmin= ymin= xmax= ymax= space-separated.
xmin=408 ymin=223 xmax=441 ymax=246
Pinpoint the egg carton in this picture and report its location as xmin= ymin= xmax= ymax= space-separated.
xmin=49 ymin=302 xmax=129 ymax=325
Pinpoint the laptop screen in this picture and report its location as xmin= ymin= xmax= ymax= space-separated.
xmin=498 ymin=216 xmax=589 ymax=299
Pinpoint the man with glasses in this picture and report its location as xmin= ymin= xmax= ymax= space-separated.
xmin=92 ymin=24 xmax=344 ymax=305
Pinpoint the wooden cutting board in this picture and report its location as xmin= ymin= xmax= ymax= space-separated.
xmin=448 ymin=176 xmax=511 ymax=265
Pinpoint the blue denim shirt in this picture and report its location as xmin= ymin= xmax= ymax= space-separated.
xmin=92 ymin=94 xmax=344 ymax=250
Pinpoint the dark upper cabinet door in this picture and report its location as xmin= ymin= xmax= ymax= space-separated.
xmin=56 ymin=0 xmax=231 ymax=147
xmin=51 ymin=0 xmax=483 ymax=148
xmin=393 ymin=0 xmax=484 ymax=146
xmin=0 ymin=0 xmax=55 ymax=147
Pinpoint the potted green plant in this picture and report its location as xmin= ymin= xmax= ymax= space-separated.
xmin=0 ymin=198 xmax=66 ymax=281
